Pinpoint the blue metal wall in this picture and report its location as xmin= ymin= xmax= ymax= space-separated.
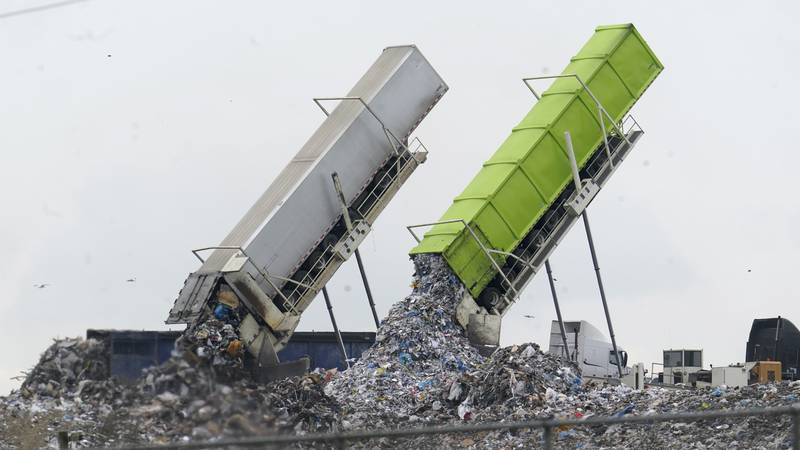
xmin=278 ymin=332 xmax=375 ymax=371
xmin=87 ymin=329 xmax=375 ymax=382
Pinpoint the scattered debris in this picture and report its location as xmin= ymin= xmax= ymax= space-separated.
xmin=326 ymin=255 xmax=486 ymax=428
xmin=2 ymin=255 xmax=798 ymax=449
xmin=0 ymin=328 xmax=340 ymax=448
xmin=19 ymin=337 xmax=110 ymax=399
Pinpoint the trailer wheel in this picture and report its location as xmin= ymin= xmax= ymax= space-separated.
xmin=478 ymin=287 xmax=503 ymax=309
xmin=323 ymin=233 xmax=339 ymax=250
xmin=292 ymin=270 xmax=309 ymax=284
xmin=374 ymin=170 xmax=391 ymax=190
xmin=348 ymin=206 xmax=363 ymax=221
xmin=506 ymin=266 xmax=521 ymax=281
xmin=513 ymin=246 xmax=533 ymax=261
xmin=280 ymin=286 xmax=296 ymax=307
xmin=305 ymin=250 xmax=325 ymax=271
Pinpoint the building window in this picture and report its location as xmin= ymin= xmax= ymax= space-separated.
xmin=684 ymin=351 xmax=702 ymax=367
xmin=664 ymin=351 xmax=682 ymax=368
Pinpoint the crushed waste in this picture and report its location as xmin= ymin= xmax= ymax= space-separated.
xmin=2 ymin=255 xmax=798 ymax=449
xmin=0 ymin=321 xmax=339 ymax=448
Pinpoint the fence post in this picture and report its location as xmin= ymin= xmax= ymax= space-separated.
xmin=543 ymin=424 xmax=553 ymax=450
xmin=793 ymin=406 xmax=800 ymax=450
xmin=57 ymin=431 xmax=69 ymax=449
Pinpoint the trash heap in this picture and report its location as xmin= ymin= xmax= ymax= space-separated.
xmin=172 ymin=317 xmax=246 ymax=382
xmin=326 ymin=254 xmax=800 ymax=448
xmin=4 ymin=253 xmax=800 ymax=449
xmin=408 ymin=380 xmax=800 ymax=449
xmin=0 ymin=327 xmax=340 ymax=448
xmin=566 ymin=381 xmax=800 ymax=450
xmin=117 ymin=358 xmax=339 ymax=444
xmin=19 ymin=337 xmax=111 ymax=399
xmin=326 ymin=255 xmax=583 ymax=433
xmin=326 ymin=254 xmax=487 ymax=428
xmin=446 ymin=343 xmax=582 ymax=422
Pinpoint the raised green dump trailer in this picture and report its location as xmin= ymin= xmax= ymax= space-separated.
xmin=409 ymin=24 xmax=662 ymax=338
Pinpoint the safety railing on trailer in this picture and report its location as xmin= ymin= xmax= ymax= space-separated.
xmin=405 ymin=76 xmax=645 ymax=313
xmin=266 ymin=97 xmax=432 ymax=313
xmin=83 ymin=404 xmax=800 ymax=450
xmin=404 ymin=116 xmax=640 ymax=315
xmin=495 ymin=113 xmax=642 ymax=308
xmin=277 ymin=237 xmax=341 ymax=311
xmin=354 ymin=136 xmax=428 ymax=220
xmin=312 ymin=96 xmax=429 ymax=224
xmin=522 ymin=73 xmax=636 ymax=171
xmin=279 ymin=142 xmax=429 ymax=311
xmin=190 ymin=246 xmax=305 ymax=315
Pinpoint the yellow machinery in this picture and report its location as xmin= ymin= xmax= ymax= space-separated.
xmin=750 ymin=361 xmax=782 ymax=384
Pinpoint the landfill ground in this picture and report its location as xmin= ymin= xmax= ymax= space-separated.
xmin=2 ymin=256 xmax=799 ymax=449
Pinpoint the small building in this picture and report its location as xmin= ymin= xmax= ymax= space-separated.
xmin=660 ymin=349 xmax=703 ymax=385
xmin=712 ymin=364 xmax=750 ymax=387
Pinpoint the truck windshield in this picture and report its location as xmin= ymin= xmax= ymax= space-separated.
xmin=610 ymin=350 xmax=628 ymax=367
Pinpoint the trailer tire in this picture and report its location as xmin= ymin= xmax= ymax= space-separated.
xmin=478 ymin=287 xmax=503 ymax=309
xmin=323 ymin=233 xmax=339 ymax=250
xmin=292 ymin=270 xmax=309 ymax=284
xmin=305 ymin=250 xmax=325 ymax=271
xmin=374 ymin=170 xmax=391 ymax=190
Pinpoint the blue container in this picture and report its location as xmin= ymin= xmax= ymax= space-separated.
xmin=278 ymin=331 xmax=375 ymax=371
xmin=87 ymin=329 xmax=375 ymax=382
xmin=86 ymin=330 xmax=181 ymax=383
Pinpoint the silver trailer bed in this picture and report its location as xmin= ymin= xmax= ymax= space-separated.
xmin=167 ymin=45 xmax=447 ymax=357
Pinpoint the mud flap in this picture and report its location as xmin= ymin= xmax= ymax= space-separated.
xmin=253 ymin=330 xmax=310 ymax=382
xmin=253 ymin=357 xmax=311 ymax=383
xmin=467 ymin=313 xmax=501 ymax=356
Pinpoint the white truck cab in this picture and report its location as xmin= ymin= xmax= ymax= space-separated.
xmin=548 ymin=320 xmax=630 ymax=379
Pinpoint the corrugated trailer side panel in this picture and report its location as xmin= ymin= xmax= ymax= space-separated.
xmin=410 ymin=24 xmax=662 ymax=298
xmin=237 ymin=46 xmax=446 ymax=300
xmin=205 ymin=46 xmax=446 ymax=284
xmin=169 ymin=46 xmax=447 ymax=324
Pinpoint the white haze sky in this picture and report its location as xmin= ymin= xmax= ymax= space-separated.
xmin=2 ymin=0 xmax=799 ymax=395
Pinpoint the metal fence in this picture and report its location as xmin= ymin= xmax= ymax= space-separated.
xmin=80 ymin=404 xmax=800 ymax=450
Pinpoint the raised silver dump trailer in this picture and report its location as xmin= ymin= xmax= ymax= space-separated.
xmin=167 ymin=45 xmax=447 ymax=369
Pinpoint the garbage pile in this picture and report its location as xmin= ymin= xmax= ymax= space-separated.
xmin=115 ymin=359 xmax=339 ymax=444
xmin=325 ymin=254 xmax=800 ymax=448
xmin=0 ymin=328 xmax=340 ymax=448
xmin=326 ymin=255 xmax=583 ymax=431
xmin=172 ymin=317 xmax=246 ymax=382
xmin=3 ymin=253 xmax=800 ymax=449
xmin=325 ymin=254 xmax=487 ymax=428
xmin=19 ymin=337 xmax=111 ymax=399
xmin=445 ymin=343 xmax=582 ymax=422
xmin=393 ymin=380 xmax=800 ymax=449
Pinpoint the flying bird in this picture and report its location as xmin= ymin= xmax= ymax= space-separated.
xmin=126 ymin=278 xmax=136 ymax=283
xmin=33 ymin=283 xmax=50 ymax=289
xmin=522 ymin=314 xmax=535 ymax=319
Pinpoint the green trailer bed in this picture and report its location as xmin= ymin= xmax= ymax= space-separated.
xmin=410 ymin=24 xmax=663 ymax=300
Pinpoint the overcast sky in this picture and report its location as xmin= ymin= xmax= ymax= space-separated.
xmin=2 ymin=0 xmax=799 ymax=395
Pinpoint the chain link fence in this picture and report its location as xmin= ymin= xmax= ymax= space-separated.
xmin=81 ymin=404 xmax=800 ymax=450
